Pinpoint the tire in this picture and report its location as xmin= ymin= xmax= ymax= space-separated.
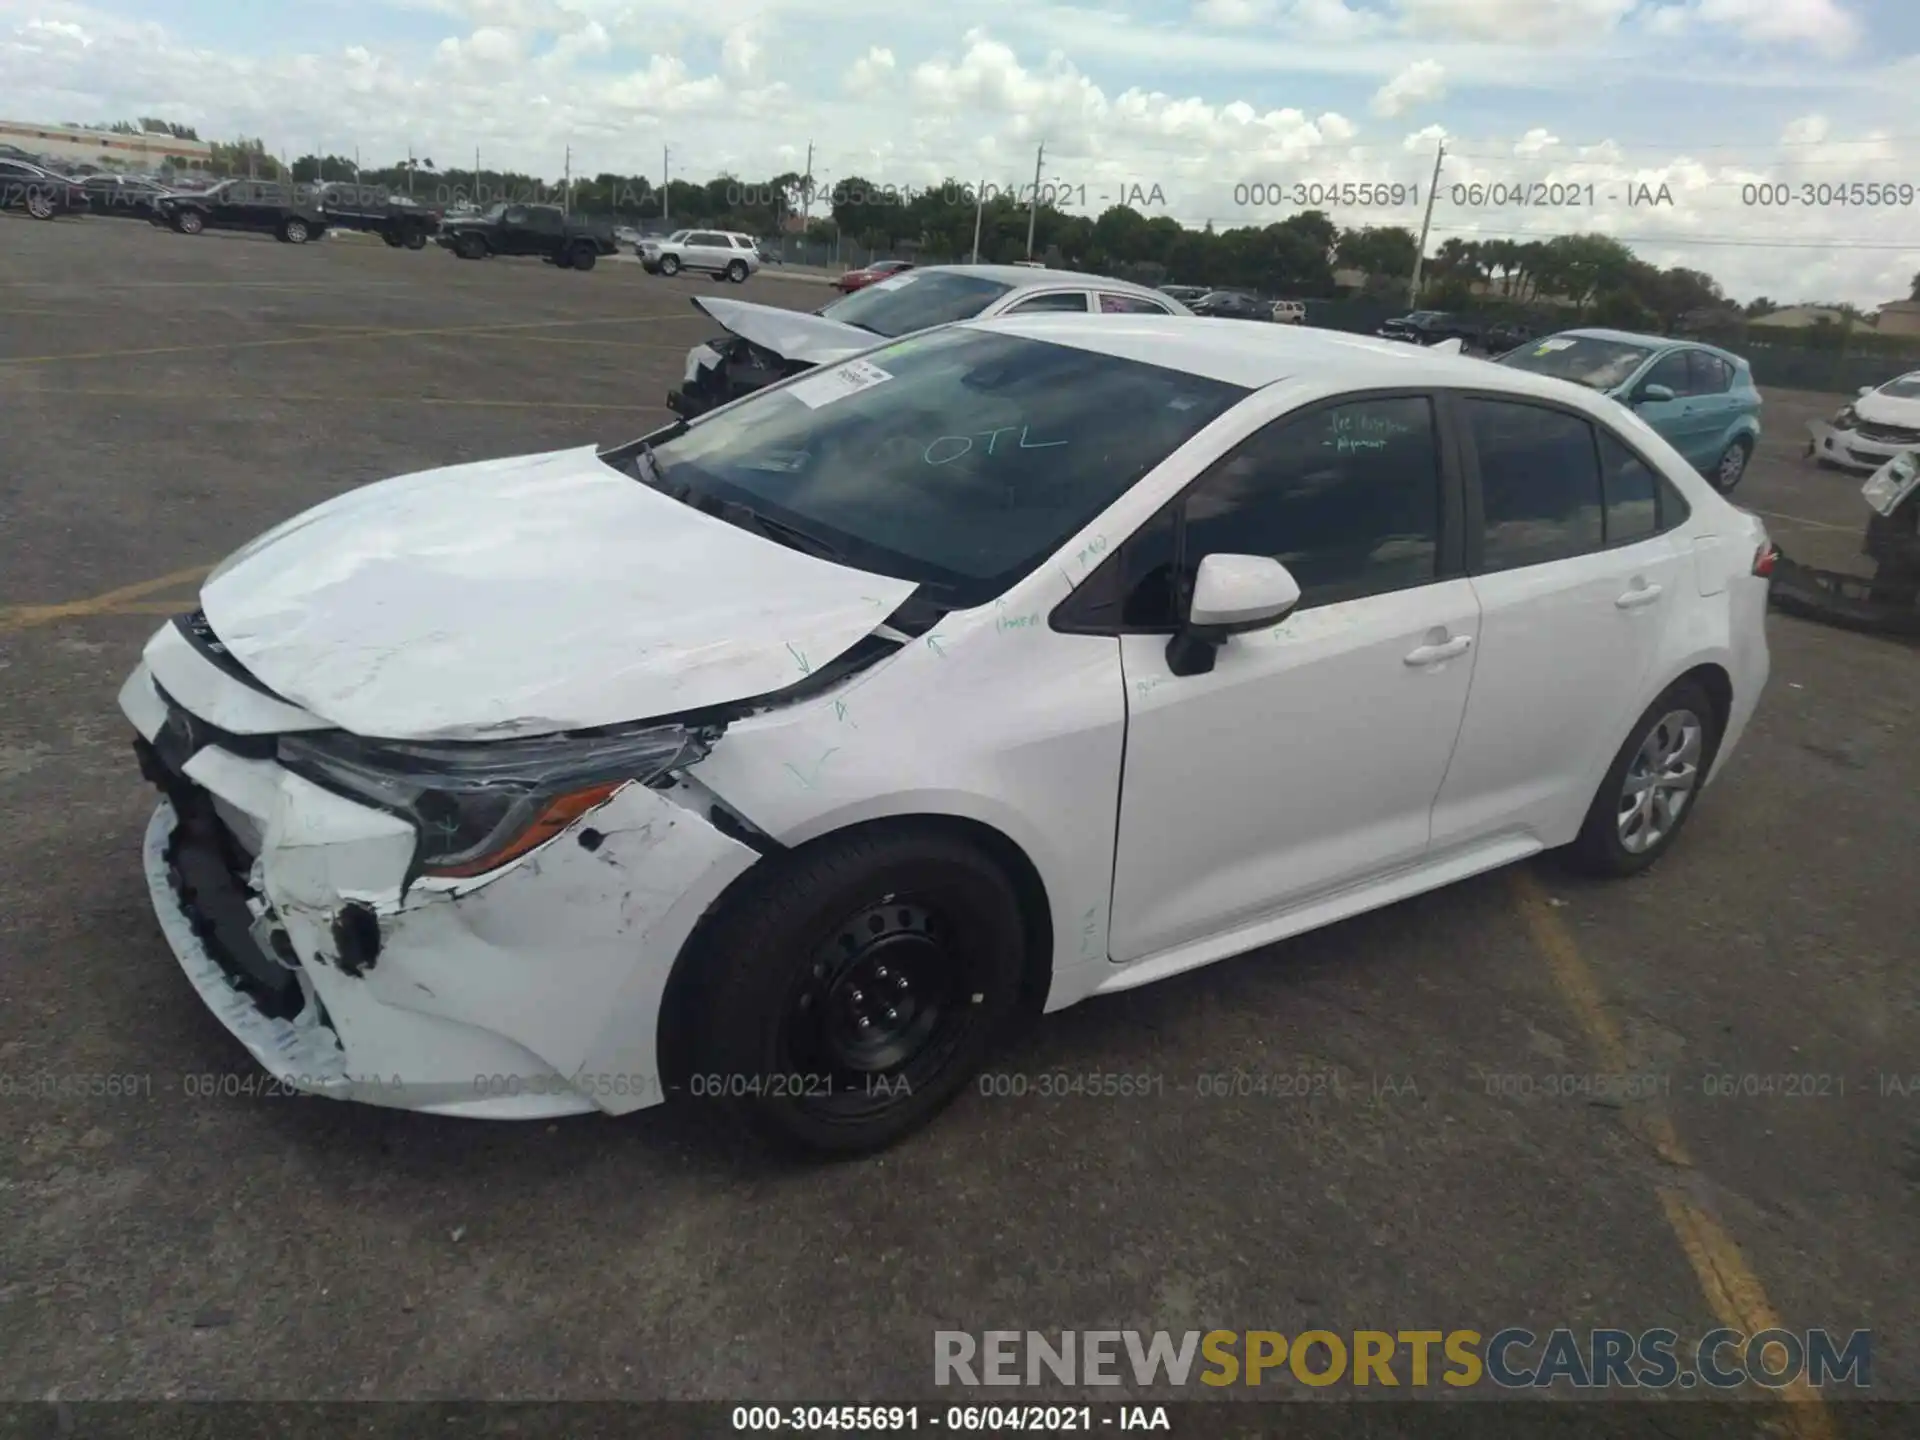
xmin=660 ymin=254 xmax=681 ymax=276
xmin=404 ymin=230 xmax=427 ymax=250
xmin=1711 ymin=436 xmax=1753 ymax=494
xmin=382 ymin=230 xmax=404 ymax=248
xmin=688 ymin=824 xmax=1027 ymax=1156
xmin=1564 ymin=679 xmax=1721 ymax=878
xmin=173 ymin=209 xmax=204 ymax=235
xmin=456 ymin=232 xmax=487 ymax=260
xmin=726 ymin=259 xmax=748 ymax=283
xmin=279 ymin=217 xmax=312 ymax=244
xmin=25 ymin=189 xmax=57 ymax=220
xmin=571 ymin=245 xmax=597 ymax=272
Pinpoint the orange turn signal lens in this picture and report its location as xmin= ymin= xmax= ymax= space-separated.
xmin=422 ymin=781 xmax=624 ymax=879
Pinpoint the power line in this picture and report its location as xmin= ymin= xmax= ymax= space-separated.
xmin=1423 ymin=227 xmax=1920 ymax=249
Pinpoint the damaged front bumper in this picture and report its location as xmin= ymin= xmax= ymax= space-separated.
xmin=1807 ymin=419 xmax=1917 ymax=473
xmin=668 ymin=335 xmax=801 ymax=420
xmin=121 ymin=659 xmax=761 ymax=1120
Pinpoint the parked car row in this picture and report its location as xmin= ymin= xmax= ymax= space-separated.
xmin=1156 ymin=284 xmax=1305 ymax=324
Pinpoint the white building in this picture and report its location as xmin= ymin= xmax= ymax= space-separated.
xmin=0 ymin=119 xmax=212 ymax=170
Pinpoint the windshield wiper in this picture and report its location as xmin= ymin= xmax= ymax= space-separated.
xmin=701 ymin=497 xmax=845 ymax=561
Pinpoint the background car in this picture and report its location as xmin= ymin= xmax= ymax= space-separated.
xmin=1189 ymin=290 xmax=1272 ymax=321
xmin=835 ymin=258 xmax=915 ymax=293
xmin=0 ymin=158 xmax=85 ymax=218
xmin=1271 ymin=300 xmax=1307 ymax=325
xmin=1806 ymin=370 xmax=1920 ymax=473
xmin=81 ymin=174 xmax=173 ymax=220
xmin=1378 ymin=310 xmax=1482 ymax=346
xmin=668 ymin=264 xmax=1194 ymax=417
xmin=642 ymin=229 xmax=762 ymax=281
xmin=1496 ymin=329 xmax=1763 ymax=492
xmin=1157 ymin=284 xmax=1210 ymax=304
xmin=152 ymin=178 xmax=328 ymax=243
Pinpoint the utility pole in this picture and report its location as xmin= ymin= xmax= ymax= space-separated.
xmin=353 ymin=145 xmax=360 ymax=179
xmin=801 ymin=140 xmax=813 ymax=225
xmin=662 ymin=146 xmax=670 ymax=224
xmin=971 ymin=177 xmax=985 ymax=264
xmin=474 ymin=145 xmax=481 ymax=205
xmin=1025 ymin=141 xmax=1045 ymax=259
xmin=1408 ymin=138 xmax=1445 ymax=307
xmin=563 ymin=144 xmax=571 ymax=214
xmin=407 ymin=146 xmax=414 ymax=197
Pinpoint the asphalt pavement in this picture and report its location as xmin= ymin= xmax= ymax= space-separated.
xmin=1 ymin=215 xmax=1916 ymax=1432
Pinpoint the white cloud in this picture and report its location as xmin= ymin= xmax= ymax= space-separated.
xmin=1781 ymin=114 xmax=1829 ymax=145
xmin=719 ymin=22 xmax=761 ymax=81
xmin=1403 ymin=122 xmax=1448 ymax=151
xmin=1390 ymin=0 xmax=1636 ymax=43
xmin=434 ymin=25 xmax=524 ymax=72
xmin=1195 ymin=0 xmax=1273 ymax=24
xmin=843 ymin=44 xmax=895 ymax=95
xmin=1317 ymin=111 xmax=1357 ymax=142
xmin=1372 ymin=59 xmax=1445 ymax=117
xmin=1697 ymin=0 xmax=1860 ymax=54
xmin=1514 ymin=126 xmax=1560 ymax=155
xmin=21 ymin=17 xmax=90 ymax=44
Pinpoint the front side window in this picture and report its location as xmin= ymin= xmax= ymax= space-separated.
xmin=630 ymin=328 xmax=1246 ymax=607
xmin=818 ymin=271 xmax=1015 ymax=338
xmin=1641 ymin=350 xmax=1693 ymax=396
xmin=1467 ymin=398 xmax=1603 ymax=572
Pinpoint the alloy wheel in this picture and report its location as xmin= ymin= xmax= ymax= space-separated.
xmin=1717 ymin=442 xmax=1749 ymax=491
xmin=1617 ymin=709 xmax=1703 ymax=854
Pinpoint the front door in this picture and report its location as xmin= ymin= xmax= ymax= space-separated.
xmin=1108 ymin=392 xmax=1479 ymax=964
xmin=1430 ymin=395 xmax=1688 ymax=852
xmin=1630 ymin=349 xmax=1713 ymax=467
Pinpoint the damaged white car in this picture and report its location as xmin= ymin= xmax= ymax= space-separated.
xmin=122 ymin=316 xmax=1771 ymax=1155
xmin=1807 ymin=370 xmax=1920 ymax=472
xmin=667 ymin=263 xmax=1192 ymax=419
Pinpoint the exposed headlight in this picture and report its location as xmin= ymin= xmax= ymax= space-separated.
xmin=1833 ymin=405 xmax=1858 ymax=428
xmin=278 ymin=724 xmax=714 ymax=878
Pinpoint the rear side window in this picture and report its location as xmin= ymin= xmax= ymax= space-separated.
xmin=1599 ymin=432 xmax=1659 ymax=543
xmin=1466 ymin=398 xmax=1603 ymax=571
xmin=1098 ymin=293 xmax=1171 ymax=315
xmin=1688 ymin=351 xmax=1732 ymax=393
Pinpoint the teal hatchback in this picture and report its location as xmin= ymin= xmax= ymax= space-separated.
xmin=1496 ymin=329 xmax=1763 ymax=493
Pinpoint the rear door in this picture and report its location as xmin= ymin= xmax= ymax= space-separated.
xmin=1429 ymin=394 xmax=1689 ymax=853
xmin=1687 ymin=350 xmax=1744 ymax=456
xmin=687 ymin=231 xmax=729 ymax=271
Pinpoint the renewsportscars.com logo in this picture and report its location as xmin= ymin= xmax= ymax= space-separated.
xmin=934 ymin=1328 xmax=1872 ymax=1390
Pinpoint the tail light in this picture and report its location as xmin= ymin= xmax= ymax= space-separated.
xmin=1752 ymin=543 xmax=1779 ymax=578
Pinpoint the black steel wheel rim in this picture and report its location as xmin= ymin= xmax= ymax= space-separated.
xmin=777 ymin=893 xmax=979 ymax=1116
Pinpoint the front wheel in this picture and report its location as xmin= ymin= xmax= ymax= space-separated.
xmin=455 ymin=232 xmax=487 ymax=259
xmin=25 ymin=189 xmax=57 ymax=220
xmin=280 ymin=216 xmax=312 ymax=244
xmin=1564 ymin=679 xmax=1720 ymax=877
xmin=173 ymin=209 xmax=204 ymax=235
xmin=1712 ymin=437 xmax=1753 ymax=493
xmin=660 ymin=254 xmax=681 ymax=276
xmin=688 ymin=824 xmax=1027 ymax=1156
xmin=726 ymin=259 xmax=748 ymax=282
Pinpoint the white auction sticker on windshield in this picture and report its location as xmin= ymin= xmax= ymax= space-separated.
xmin=870 ymin=274 xmax=918 ymax=291
xmin=1533 ymin=338 xmax=1575 ymax=353
xmin=786 ymin=359 xmax=895 ymax=409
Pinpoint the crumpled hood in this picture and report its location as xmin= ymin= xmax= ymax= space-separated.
xmin=199 ymin=445 xmax=916 ymax=741
xmin=690 ymin=295 xmax=879 ymax=366
xmin=1855 ymin=384 xmax=1920 ymax=428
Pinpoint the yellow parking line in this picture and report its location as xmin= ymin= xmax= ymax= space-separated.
xmin=1510 ymin=870 xmax=1835 ymax=1439
xmin=1748 ymin=509 xmax=1854 ymax=534
xmin=0 ymin=312 xmax=693 ymax=366
xmin=0 ymin=565 xmax=210 ymax=632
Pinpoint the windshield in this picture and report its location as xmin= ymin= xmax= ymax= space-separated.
xmin=482 ymin=202 xmax=507 ymax=219
xmin=819 ymin=271 xmax=1015 ymax=338
xmin=1497 ymin=335 xmax=1654 ymax=391
xmin=628 ymin=327 xmax=1245 ymax=606
xmin=1877 ymin=375 xmax=1920 ymax=399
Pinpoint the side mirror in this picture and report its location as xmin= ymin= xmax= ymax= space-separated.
xmin=1166 ymin=554 xmax=1302 ymax=677
xmin=1636 ymin=383 xmax=1677 ymax=405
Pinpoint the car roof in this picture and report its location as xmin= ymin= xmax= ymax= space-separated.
xmin=1556 ymin=328 xmax=1746 ymax=366
xmin=961 ymin=313 xmax=1685 ymax=402
xmin=920 ymin=263 xmax=1166 ymax=297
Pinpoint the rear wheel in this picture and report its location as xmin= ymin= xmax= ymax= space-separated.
xmin=726 ymin=259 xmax=748 ymax=282
xmin=25 ymin=189 xmax=57 ymax=220
xmin=404 ymin=230 xmax=427 ymax=250
xmin=1711 ymin=436 xmax=1753 ymax=493
xmin=571 ymin=244 xmax=597 ymax=272
xmin=660 ymin=253 xmax=681 ymax=276
xmin=382 ymin=230 xmax=405 ymax=247
xmin=280 ymin=216 xmax=312 ymax=244
xmin=455 ymin=232 xmax=487 ymax=260
xmin=689 ymin=824 xmax=1026 ymax=1156
xmin=1565 ymin=679 xmax=1720 ymax=877
xmin=173 ymin=209 xmax=204 ymax=235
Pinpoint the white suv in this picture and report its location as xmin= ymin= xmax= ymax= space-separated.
xmin=1271 ymin=299 xmax=1307 ymax=325
xmin=641 ymin=229 xmax=762 ymax=282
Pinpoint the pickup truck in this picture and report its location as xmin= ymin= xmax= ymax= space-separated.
xmin=1376 ymin=310 xmax=1482 ymax=347
xmin=315 ymin=181 xmax=439 ymax=249
xmin=435 ymin=202 xmax=617 ymax=270
xmin=151 ymin=179 xmax=328 ymax=243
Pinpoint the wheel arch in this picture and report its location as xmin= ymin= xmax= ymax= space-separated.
xmin=654 ymin=810 xmax=1058 ymax=1090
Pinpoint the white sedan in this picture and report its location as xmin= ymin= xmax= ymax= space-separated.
xmin=1807 ymin=370 xmax=1920 ymax=472
xmin=119 ymin=317 xmax=1773 ymax=1155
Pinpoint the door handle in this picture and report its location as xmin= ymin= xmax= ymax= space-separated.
xmin=1404 ymin=635 xmax=1473 ymax=665
xmin=1615 ymin=583 xmax=1664 ymax=610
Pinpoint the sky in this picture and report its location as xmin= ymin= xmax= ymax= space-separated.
xmin=3 ymin=0 xmax=1918 ymax=304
